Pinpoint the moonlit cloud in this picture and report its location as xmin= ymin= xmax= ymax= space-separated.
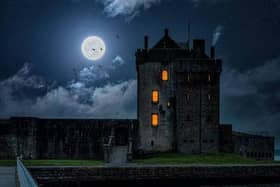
xmin=78 ymin=65 xmax=110 ymax=85
xmin=212 ymin=25 xmax=224 ymax=46
xmin=97 ymin=0 xmax=161 ymax=21
xmin=0 ymin=62 xmax=136 ymax=119
xmin=31 ymin=80 xmax=137 ymax=118
xmin=97 ymin=0 xmax=232 ymax=21
xmin=0 ymin=63 xmax=46 ymax=90
xmin=112 ymin=55 xmax=125 ymax=66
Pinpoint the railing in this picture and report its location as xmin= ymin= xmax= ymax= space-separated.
xmin=17 ymin=157 xmax=38 ymax=187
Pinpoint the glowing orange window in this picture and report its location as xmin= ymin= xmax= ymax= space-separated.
xmin=152 ymin=90 xmax=159 ymax=103
xmin=162 ymin=70 xmax=168 ymax=81
xmin=151 ymin=114 xmax=159 ymax=127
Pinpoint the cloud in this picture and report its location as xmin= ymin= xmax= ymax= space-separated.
xmin=212 ymin=25 xmax=224 ymax=46
xmin=31 ymin=80 xmax=137 ymax=118
xmin=0 ymin=63 xmax=49 ymax=117
xmin=112 ymin=55 xmax=125 ymax=66
xmin=0 ymin=62 xmax=136 ymax=119
xmin=222 ymin=68 xmax=256 ymax=97
xmin=0 ymin=63 xmax=47 ymax=90
xmin=222 ymin=56 xmax=280 ymax=97
xmin=78 ymin=64 xmax=110 ymax=85
xmin=87 ymin=80 xmax=136 ymax=118
xmin=97 ymin=0 xmax=231 ymax=21
xmin=97 ymin=0 xmax=161 ymax=21
xmin=221 ymin=56 xmax=280 ymax=146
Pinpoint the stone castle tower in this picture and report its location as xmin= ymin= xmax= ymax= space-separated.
xmin=136 ymin=29 xmax=222 ymax=154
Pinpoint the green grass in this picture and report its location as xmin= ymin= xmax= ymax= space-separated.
xmin=23 ymin=159 xmax=104 ymax=166
xmin=134 ymin=153 xmax=279 ymax=165
xmin=0 ymin=160 xmax=16 ymax=166
xmin=0 ymin=159 xmax=104 ymax=166
xmin=0 ymin=154 xmax=278 ymax=166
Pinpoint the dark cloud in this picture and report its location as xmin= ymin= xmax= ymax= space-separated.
xmin=221 ymin=56 xmax=280 ymax=147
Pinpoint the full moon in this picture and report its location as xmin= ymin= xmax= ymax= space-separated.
xmin=81 ymin=36 xmax=106 ymax=61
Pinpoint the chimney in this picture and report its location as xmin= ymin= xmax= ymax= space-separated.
xmin=144 ymin=35 xmax=148 ymax=50
xmin=164 ymin=28 xmax=169 ymax=36
xmin=193 ymin=40 xmax=205 ymax=55
xmin=211 ymin=46 xmax=215 ymax=59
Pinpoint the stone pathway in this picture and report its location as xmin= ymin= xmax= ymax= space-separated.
xmin=0 ymin=167 xmax=16 ymax=187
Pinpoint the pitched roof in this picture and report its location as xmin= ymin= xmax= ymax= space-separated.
xmin=152 ymin=30 xmax=181 ymax=49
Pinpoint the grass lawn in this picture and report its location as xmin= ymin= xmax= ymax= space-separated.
xmin=23 ymin=159 xmax=104 ymax=166
xmin=0 ymin=159 xmax=104 ymax=166
xmin=0 ymin=154 xmax=278 ymax=166
xmin=0 ymin=160 xmax=16 ymax=166
xmin=134 ymin=153 xmax=280 ymax=165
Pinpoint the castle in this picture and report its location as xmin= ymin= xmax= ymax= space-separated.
xmin=0 ymin=29 xmax=274 ymax=161
xmin=136 ymin=29 xmax=221 ymax=154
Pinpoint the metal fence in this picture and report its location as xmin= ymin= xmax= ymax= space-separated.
xmin=16 ymin=157 xmax=38 ymax=187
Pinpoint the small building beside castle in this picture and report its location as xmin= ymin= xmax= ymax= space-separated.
xmin=0 ymin=29 xmax=275 ymax=161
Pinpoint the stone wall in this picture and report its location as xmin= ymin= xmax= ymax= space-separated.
xmin=219 ymin=124 xmax=274 ymax=160
xmin=0 ymin=120 xmax=17 ymax=158
xmin=219 ymin=124 xmax=234 ymax=153
xmin=28 ymin=165 xmax=280 ymax=186
xmin=175 ymin=59 xmax=221 ymax=154
xmin=0 ymin=117 xmax=137 ymax=159
xmin=232 ymin=131 xmax=274 ymax=160
xmin=136 ymin=61 xmax=176 ymax=153
xmin=1 ymin=117 xmax=273 ymax=160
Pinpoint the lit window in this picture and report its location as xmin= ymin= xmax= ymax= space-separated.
xmin=208 ymin=73 xmax=211 ymax=82
xmin=152 ymin=90 xmax=159 ymax=103
xmin=162 ymin=70 xmax=168 ymax=81
xmin=151 ymin=114 xmax=159 ymax=127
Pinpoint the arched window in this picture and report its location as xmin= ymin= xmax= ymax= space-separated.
xmin=151 ymin=113 xmax=159 ymax=127
xmin=162 ymin=70 xmax=168 ymax=81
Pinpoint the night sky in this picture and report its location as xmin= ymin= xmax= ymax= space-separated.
xmin=0 ymin=0 xmax=280 ymax=148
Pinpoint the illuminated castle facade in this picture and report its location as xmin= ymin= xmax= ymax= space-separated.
xmin=136 ymin=29 xmax=221 ymax=154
